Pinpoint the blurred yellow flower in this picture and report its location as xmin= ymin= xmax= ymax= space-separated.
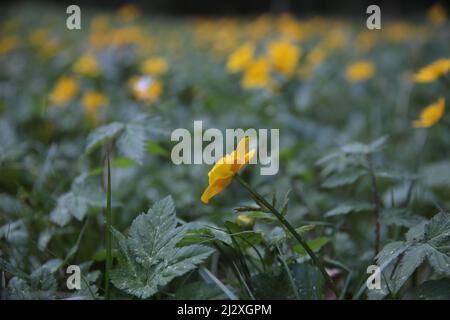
xmin=130 ymin=75 xmax=162 ymax=103
xmin=227 ymin=42 xmax=255 ymax=73
xmin=277 ymin=14 xmax=305 ymax=41
xmin=40 ymin=39 xmax=59 ymax=59
xmin=241 ymin=57 xmax=272 ymax=89
xmin=307 ymin=45 xmax=326 ymax=66
xmin=117 ymin=4 xmax=140 ymax=22
xmin=412 ymin=97 xmax=445 ymax=128
xmin=298 ymin=45 xmax=327 ymax=80
xmin=29 ymin=28 xmax=48 ymax=47
xmin=110 ymin=26 xmax=146 ymax=48
xmin=212 ymin=27 xmax=238 ymax=56
xmin=428 ymin=3 xmax=447 ymax=26
xmin=346 ymin=60 xmax=375 ymax=83
xmin=73 ymin=53 xmax=100 ymax=77
xmin=0 ymin=36 xmax=18 ymax=55
xmin=201 ymin=137 xmax=255 ymax=204
xmin=82 ymin=91 xmax=108 ymax=123
xmin=355 ymin=31 xmax=378 ymax=53
xmin=246 ymin=15 xmax=271 ymax=40
xmin=90 ymin=14 xmax=111 ymax=32
xmin=50 ymin=76 xmax=79 ymax=106
xmin=140 ymin=57 xmax=168 ymax=76
xmin=414 ymin=58 xmax=450 ymax=83
xmin=267 ymin=40 xmax=301 ymax=77
xmin=323 ymin=27 xmax=349 ymax=50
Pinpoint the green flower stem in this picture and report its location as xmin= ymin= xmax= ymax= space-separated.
xmin=105 ymin=151 xmax=112 ymax=300
xmin=235 ymin=174 xmax=339 ymax=298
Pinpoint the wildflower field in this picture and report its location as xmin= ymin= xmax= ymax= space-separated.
xmin=1 ymin=3 xmax=450 ymax=301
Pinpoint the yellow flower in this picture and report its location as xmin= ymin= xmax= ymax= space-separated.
xmin=414 ymin=58 xmax=450 ymax=83
xmin=130 ymin=75 xmax=162 ymax=103
xmin=90 ymin=14 xmax=111 ymax=32
xmin=412 ymin=97 xmax=445 ymax=128
xmin=73 ymin=53 xmax=100 ymax=77
xmin=241 ymin=57 xmax=272 ymax=89
xmin=140 ymin=57 xmax=168 ymax=76
xmin=345 ymin=60 xmax=375 ymax=83
xmin=50 ymin=76 xmax=79 ymax=106
xmin=82 ymin=91 xmax=108 ymax=123
xmin=428 ymin=3 xmax=447 ymax=26
xmin=29 ymin=28 xmax=48 ymax=47
xmin=267 ymin=40 xmax=301 ymax=77
xmin=201 ymin=137 xmax=256 ymax=204
xmin=226 ymin=42 xmax=255 ymax=73
xmin=0 ymin=36 xmax=18 ymax=55
xmin=39 ymin=38 xmax=59 ymax=59
xmin=306 ymin=45 xmax=326 ymax=66
xmin=277 ymin=14 xmax=305 ymax=41
xmin=117 ymin=4 xmax=140 ymax=22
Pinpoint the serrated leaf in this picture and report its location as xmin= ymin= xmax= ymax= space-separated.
xmin=393 ymin=244 xmax=428 ymax=292
xmin=325 ymin=201 xmax=374 ymax=217
xmin=341 ymin=142 xmax=369 ymax=154
xmin=85 ymin=122 xmax=124 ymax=154
xmin=368 ymin=136 xmax=388 ymax=153
xmin=376 ymin=212 xmax=450 ymax=296
xmin=50 ymin=175 xmax=106 ymax=226
xmin=268 ymin=225 xmax=315 ymax=247
xmin=380 ymin=209 xmax=426 ymax=228
xmin=173 ymin=281 xmax=226 ymax=300
xmin=424 ymin=212 xmax=450 ymax=246
xmin=321 ymin=169 xmax=366 ymax=188
xmin=110 ymin=196 xmax=213 ymax=298
xmin=117 ymin=124 xmax=147 ymax=164
xmin=407 ymin=279 xmax=450 ymax=300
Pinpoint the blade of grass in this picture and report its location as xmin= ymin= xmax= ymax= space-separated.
xmin=235 ymin=174 xmax=340 ymax=298
xmin=104 ymin=151 xmax=112 ymax=300
xmin=199 ymin=267 xmax=238 ymax=300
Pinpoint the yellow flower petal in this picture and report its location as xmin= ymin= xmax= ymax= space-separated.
xmin=412 ymin=97 xmax=445 ymax=128
xmin=201 ymin=136 xmax=256 ymax=204
xmin=345 ymin=60 xmax=375 ymax=83
xmin=414 ymin=59 xmax=450 ymax=83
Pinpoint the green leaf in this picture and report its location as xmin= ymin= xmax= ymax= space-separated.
xmin=374 ymin=212 xmax=450 ymax=296
xmin=380 ymin=209 xmax=426 ymax=228
xmin=375 ymin=169 xmax=417 ymax=181
xmin=293 ymin=236 xmax=330 ymax=256
xmin=407 ymin=279 xmax=450 ymax=300
xmin=85 ymin=115 xmax=168 ymax=163
xmin=117 ymin=123 xmax=147 ymax=164
xmin=147 ymin=140 xmax=169 ymax=157
xmin=50 ymin=174 xmax=106 ymax=226
xmin=341 ymin=142 xmax=370 ymax=154
xmin=421 ymin=161 xmax=450 ymax=188
xmin=224 ymin=221 xmax=262 ymax=250
xmin=321 ymin=169 xmax=366 ymax=188
xmin=340 ymin=136 xmax=388 ymax=155
xmin=179 ymin=227 xmax=232 ymax=247
xmin=368 ymin=135 xmax=388 ymax=153
xmin=249 ymin=263 xmax=322 ymax=299
xmin=173 ymin=281 xmax=226 ymax=300
xmin=325 ymin=201 xmax=374 ymax=217
xmin=268 ymin=225 xmax=315 ymax=247
xmin=110 ymin=196 xmax=213 ymax=298
xmin=393 ymin=244 xmax=428 ymax=292
xmin=85 ymin=122 xmax=124 ymax=154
